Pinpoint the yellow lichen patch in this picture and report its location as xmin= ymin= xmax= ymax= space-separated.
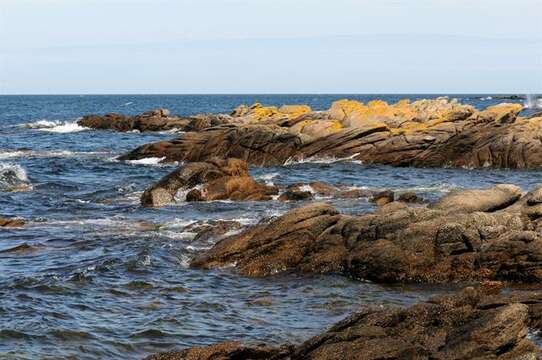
xmin=328 ymin=99 xmax=368 ymax=121
xmin=525 ymin=117 xmax=542 ymax=129
xmin=481 ymin=103 xmax=524 ymax=124
xmin=291 ymin=120 xmax=344 ymax=138
xmin=279 ymin=105 xmax=311 ymax=119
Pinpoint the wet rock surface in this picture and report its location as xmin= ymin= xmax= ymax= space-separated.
xmin=146 ymin=287 xmax=542 ymax=360
xmin=0 ymin=217 xmax=25 ymax=228
xmin=191 ymin=184 xmax=542 ymax=283
xmin=141 ymin=158 xmax=278 ymax=207
xmin=116 ymin=98 xmax=542 ymax=169
xmin=78 ymin=108 xmax=193 ymax=132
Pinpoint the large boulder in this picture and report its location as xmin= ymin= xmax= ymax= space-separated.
xmin=141 ymin=158 xmax=278 ymax=207
xmin=191 ymin=185 xmax=542 ymax=283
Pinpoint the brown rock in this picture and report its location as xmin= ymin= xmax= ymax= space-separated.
xmin=191 ymin=185 xmax=542 ymax=284
xmin=0 ymin=217 xmax=25 ymax=228
xmin=78 ymin=109 xmax=191 ymax=132
xmin=145 ymin=288 xmax=542 ymax=360
xmin=278 ymin=190 xmax=313 ymax=201
xmin=141 ymin=158 xmax=277 ymax=207
xmin=370 ymin=190 xmax=394 ymax=206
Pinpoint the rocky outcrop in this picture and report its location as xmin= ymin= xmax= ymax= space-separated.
xmin=141 ymin=158 xmax=278 ymax=207
xmin=119 ymin=98 xmax=541 ymax=169
xmin=145 ymin=287 xmax=542 ymax=360
xmin=0 ymin=217 xmax=25 ymax=228
xmin=78 ymin=109 xmax=192 ymax=132
xmin=144 ymin=341 xmax=289 ymax=360
xmin=120 ymin=125 xmax=304 ymax=166
xmin=191 ymin=184 xmax=542 ymax=283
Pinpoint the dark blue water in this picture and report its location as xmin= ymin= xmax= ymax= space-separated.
xmin=0 ymin=95 xmax=537 ymax=359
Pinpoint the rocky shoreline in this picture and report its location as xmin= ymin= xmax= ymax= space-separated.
xmin=80 ymin=97 xmax=542 ymax=169
xmin=75 ymin=98 xmax=542 ymax=359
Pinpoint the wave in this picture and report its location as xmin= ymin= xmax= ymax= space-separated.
xmin=0 ymin=149 xmax=110 ymax=159
xmin=19 ymin=119 xmax=89 ymax=133
xmin=123 ymin=157 xmax=173 ymax=166
xmin=0 ymin=162 xmax=32 ymax=192
xmin=284 ymin=153 xmax=363 ymax=166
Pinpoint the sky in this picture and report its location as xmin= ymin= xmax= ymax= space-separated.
xmin=0 ymin=0 xmax=541 ymax=94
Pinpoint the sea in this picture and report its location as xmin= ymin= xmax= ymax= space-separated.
xmin=0 ymin=94 xmax=539 ymax=359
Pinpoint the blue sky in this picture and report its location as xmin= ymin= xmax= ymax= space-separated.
xmin=1 ymin=0 xmax=541 ymax=94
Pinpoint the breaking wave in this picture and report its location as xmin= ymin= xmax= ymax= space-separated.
xmin=19 ymin=119 xmax=89 ymax=133
xmin=0 ymin=162 xmax=32 ymax=192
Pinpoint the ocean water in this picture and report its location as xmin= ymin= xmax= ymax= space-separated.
xmin=0 ymin=94 xmax=538 ymax=359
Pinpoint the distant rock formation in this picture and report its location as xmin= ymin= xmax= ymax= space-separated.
xmin=114 ymin=98 xmax=542 ymax=169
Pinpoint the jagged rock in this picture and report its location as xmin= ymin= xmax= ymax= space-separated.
xmin=191 ymin=185 xmax=542 ymax=283
xmin=0 ymin=217 xmax=25 ymax=228
xmin=145 ymin=287 xmax=542 ymax=360
xmin=141 ymin=158 xmax=278 ymax=207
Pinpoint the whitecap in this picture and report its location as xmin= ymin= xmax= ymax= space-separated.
xmin=284 ymin=153 xmax=363 ymax=166
xmin=0 ymin=162 xmax=32 ymax=192
xmin=19 ymin=119 xmax=89 ymax=133
xmin=125 ymin=157 xmax=166 ymax=166
xmin=0 ymin=149 xmax=110 ymax=159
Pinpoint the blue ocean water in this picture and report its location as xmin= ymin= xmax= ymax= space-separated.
xmin=0 ymin=95 xmax=538 ymax=359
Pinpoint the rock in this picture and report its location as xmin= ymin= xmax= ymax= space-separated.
xmin=397 ymin=192 xmax=423 ymax=203
xmin=183 ymin=220 xmax=242 ymax=242
xmin=185 ymin=189 xmax=203 ymax=202
xmin=370 ymin=190 xmax=394 ymax=206
xmin=119 ymin=125 xmax=303 ymax=167
xmin=78 ymin=109 xmax=191 ymax=132
xmin=118 ymin=99 xmax=542 ymax=169
xmin=278 ymin=190 xmax=313 ymax=201
xmin=191 ymin=185 xmax=542 ymax=284
xmin=430 ymin=184 xmax=522 ymax=212
xmin=145 ymin=287 xmax=542 ymax=360
xmin=289 ymin=287 xmax=541 ymax=360
xmin=144 ymin=341 xmax=287 ymax=360
xmin=141 ymin=158 xmax=278 ymax=207
xmin=0 ymin=217 xmax=25 ymax=228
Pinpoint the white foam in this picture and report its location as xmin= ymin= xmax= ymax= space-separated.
xmin=0 ymin=162 xmax=31 ymax=191
xmin=19 ymin=119 xmax=89 ymax=133
xmin=125 ymin=157 xmax=166 ymax=166
xmin=284 ymin=153 xmax=363 ymax=166
xmin=0 ymin=149 xmax=110 ymax=159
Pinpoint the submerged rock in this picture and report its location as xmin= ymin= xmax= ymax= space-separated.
xmin=191 ymin=184 xmax=542 ymax=284
xmin=141 ymin=158 xmax=278 ymax=207
xmin=145 ymin=287 xmax=542 ymax=360
xmin=0 ymin=217 xmax=25 ymax=228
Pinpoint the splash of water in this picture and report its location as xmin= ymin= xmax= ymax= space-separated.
xmin=525 ymin=94 xmax=542 ymax=109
